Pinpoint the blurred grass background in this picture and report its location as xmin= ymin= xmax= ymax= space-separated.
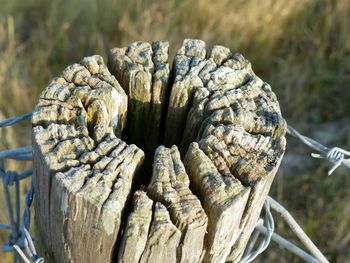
xmin=0 ymin=0 xmax=349 ymax=262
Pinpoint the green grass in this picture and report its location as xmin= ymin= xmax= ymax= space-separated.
xmin=0 ymin=0 xmax=349 ymax=262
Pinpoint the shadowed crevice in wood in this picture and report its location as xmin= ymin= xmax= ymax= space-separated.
xmin=107 ymin=41 xmax=171 ymax=188
xmin=108 ymin=41 xmax=170 ymax=156
xmin=164 ymin=39 xmax=208 ymax=148
xmin=33 ymin=39 xmax=286 ymax=263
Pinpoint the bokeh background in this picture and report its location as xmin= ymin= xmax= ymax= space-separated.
xmin=0 ymin=0 xmax=349 ymax=262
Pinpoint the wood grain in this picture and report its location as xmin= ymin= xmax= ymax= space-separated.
xmin=33 ymin=39 xmax=286 ymax=263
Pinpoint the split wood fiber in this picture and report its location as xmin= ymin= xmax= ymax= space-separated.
xmin=33 ymin=39 xmax=286 ymax=263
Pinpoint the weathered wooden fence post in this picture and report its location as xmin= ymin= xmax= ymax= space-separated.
xmin=32 ymin=39 xmax=286 ymax=263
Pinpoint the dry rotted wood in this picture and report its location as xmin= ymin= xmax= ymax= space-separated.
xmin=184 ymin=142 xmax=250 ymax=263
xmin=139 ymin=201 xmax=181 ymax=263
xmin=147 ymin=145 xmax=208 ymax=263
xmin=33 ymin=39 xmax=286 ymax=263
xmin=108 ymin=41 xmax=170 ymax=155
xmin=117 ymin=190 xmax=153 ymax=262
xmin=32 ymin=55 xmax=144 ymax=262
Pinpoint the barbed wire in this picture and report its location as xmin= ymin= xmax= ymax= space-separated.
xmin=1 ymin=112 xmax=348 ymax=262
xmin=240 ymin=124 xmax=350 ymax=262
xmin=267 ymin=196 xmax=328 ymax=262
xmin=0 ymin=112 xmax=44 ymax=263
xmin=255 ymin=222 xmax=318 ymax=263
xmin=287 ymin=125 xmax=350 ymax=175
xmin=241 ymin=196 xmax=328 ymax=263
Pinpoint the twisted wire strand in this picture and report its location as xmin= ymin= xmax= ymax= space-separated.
xmin=0 ymin=168 xmax=33 ymax=186
xmin=0 ymin=112 xmax=32 ymax=128
xmin=0 ymin=146 xmax=33 ymax=160
xmin=0 ymin=112 xmax=44 ymax=263
xmin=287 ymin=125 xmax=350 ymax=175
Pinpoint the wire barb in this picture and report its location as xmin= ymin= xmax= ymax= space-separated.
xmin=287 ymin=125 xmax=350 ymax=175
